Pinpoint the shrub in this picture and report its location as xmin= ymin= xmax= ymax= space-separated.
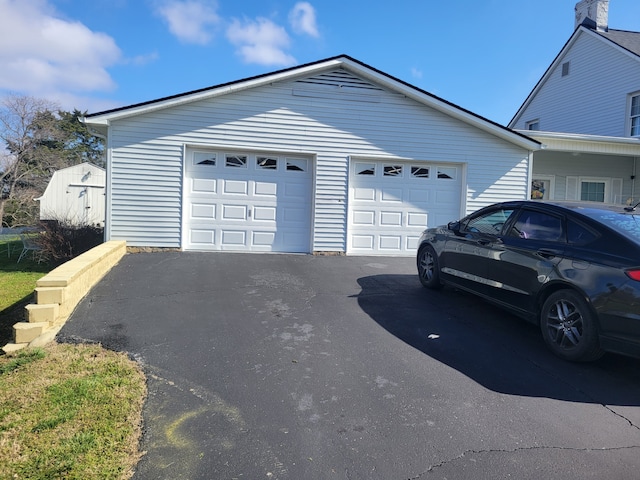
xmin=38 ymin=220 xmax=104 ymax=265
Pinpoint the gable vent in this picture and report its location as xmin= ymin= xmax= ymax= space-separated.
xmin=292 ymin=69 xmax=384 ymax=103
xmin=295 ymin=69 xmax=383 ymax=92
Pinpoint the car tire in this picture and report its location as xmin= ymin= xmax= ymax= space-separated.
xmin=417 ymin=245 xmax=443 ymax=289
xmin=540 ymin=290 xmax=604 ymax=362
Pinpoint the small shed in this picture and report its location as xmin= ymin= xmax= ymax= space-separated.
xmin=37 ymin=163 xmax=106 ymax=226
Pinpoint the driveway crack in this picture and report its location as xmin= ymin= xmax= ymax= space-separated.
xmin=409 ymin=445 xmax=640 ymax=478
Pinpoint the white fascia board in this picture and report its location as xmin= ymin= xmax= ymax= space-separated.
xmin=339 ymin=58 xmax=540 ymax=151
xmin=83 ymin=58 xmax=346 ymax=126
xmin=521 ymin=130 xmax=640 ymax=155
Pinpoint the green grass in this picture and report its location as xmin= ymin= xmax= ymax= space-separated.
xmin=0 ymin=238 xmax=51 ymax=346
xmin=0 ymin=344 xmax=146 ymax=479
xmin=0 ymin=238 xmax=147 ymax=479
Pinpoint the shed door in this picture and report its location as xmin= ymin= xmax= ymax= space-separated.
xmin=348 ymin=160 xmax=462 ymax=256
xmin=185 ymin=150 xmax=313 ymax=252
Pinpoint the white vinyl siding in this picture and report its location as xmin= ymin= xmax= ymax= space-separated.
xmin=511 ymin=30 xmax=640 ymax=136
xmin=104 ymin=69 xmax=531 ymax=251
xmin=533 ymin=152 xmax=629 ymax=203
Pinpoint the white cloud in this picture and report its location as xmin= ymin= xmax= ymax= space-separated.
xmin=289 ymin=2 xmax=319 ymax=37
xmin=411 ymin=67 xmax=423 ymax=79
xmin=226 ymin=18 xmax=296 ymax=66
xmin=156 ymin=0 xmax=221 ymax=45
xmin=0 ymin=0 xmax=121 ymax=105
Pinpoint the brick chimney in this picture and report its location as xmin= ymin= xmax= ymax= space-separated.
xmin=575 ymin=0 xmax=609 ymax=31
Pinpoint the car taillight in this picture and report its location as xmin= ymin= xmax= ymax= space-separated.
xmin=626 ymin=269 xmax=640 ymax=281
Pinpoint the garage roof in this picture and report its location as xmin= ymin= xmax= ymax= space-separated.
xmin=84 ymin=54 xmax=540 ymax=151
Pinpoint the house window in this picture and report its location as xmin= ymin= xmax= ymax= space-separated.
xmin=580 ymin=181 xmax=606 ymax=202
xmin=630 ymin=94 xmax=640 ymax=137
xmin=561 ymin=62 xmax=570 ymax=77
xmin=526 ymin=120 xmax=540 ymax=131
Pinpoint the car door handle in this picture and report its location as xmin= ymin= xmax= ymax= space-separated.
xmin=477 ymin=238 xmax=491 ymax=246
xmin=537 ymin=248 xmax=562 ymax=259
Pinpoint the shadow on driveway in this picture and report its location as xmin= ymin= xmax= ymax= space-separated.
xmin=356 ymin=273 xmax=640 ymax=407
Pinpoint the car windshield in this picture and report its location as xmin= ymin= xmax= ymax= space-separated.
xmin=588 ymin=211 xmax=640 ymax=244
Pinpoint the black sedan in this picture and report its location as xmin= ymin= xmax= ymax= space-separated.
xmin=417 ymin=200 xmax=640 ymax=362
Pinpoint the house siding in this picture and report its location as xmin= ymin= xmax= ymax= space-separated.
xmin=512 ymin=30 xmax=640 ymax=136
xmin=533 ymin=151 xmax=634 ymax=202
xmin=105 ymin=69 xmax=531 ymax=250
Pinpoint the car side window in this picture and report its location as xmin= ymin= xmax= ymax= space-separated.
xmin=509 ymin=210 xmax=563 ymax=242
xmin=567 ymin=219 xmax=598 ymax=245
xmin=463 ymin=208 xmax=515 ymax=235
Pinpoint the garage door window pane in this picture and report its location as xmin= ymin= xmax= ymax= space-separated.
xmin=194 ymin=152 xmax=216 ymax=166
xmin=286 ymin=158 xmax=308 ymax=172
xmin=226 ymin=155 xmax=247 ymax=168
xmin=257 ymin=157 xmax=278 ymax=170
xmin=356 ymin=163 xmax=375 ymax=175
xmin=384 ymin=165 xmax=403 ymax=177
xmin=437 ymin=166 xmax=457 ymax=180
xmin=411 ymin=166 xmax=429 ymax=178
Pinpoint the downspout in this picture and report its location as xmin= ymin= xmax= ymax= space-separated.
xmin=633 ymin=157 xmax=637 ymax=204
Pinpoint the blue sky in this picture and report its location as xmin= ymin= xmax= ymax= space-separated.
xmin=1 ymin=0 xmax=640 ymax=125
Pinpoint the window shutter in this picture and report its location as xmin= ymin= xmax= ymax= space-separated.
xmin=566 ymin=176 xmax=578 ymax=200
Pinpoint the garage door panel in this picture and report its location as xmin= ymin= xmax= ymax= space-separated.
xmin=283 ymin=206 xmax=309 ymax=223
xmin=379 ymin=236 xmax=401 ymax=250
xmin=221 ymin=230 xmax=246 ymax=246
xmin=380 ymin=211 xmax=402 ymax=226
xmin=353 ymin=210 xmax=375 ymax=225
xmin=185 ymin=149 xmax=312 ymax=252
xmin=381 ymin=189 xmax=403 ymax=202
xmin=191 ymin=204 xmax=216 ymax=219
xmin=253 ymin=206 xmax=276 ymax=221
xmin=224 ymin=180 xmax=248 ymax=195
xmin=349 ymin=159 xmax=461 ymax=256
xmin=408 ymin=188 xmax=429 ymax=202
xmin=284 ymin=182 xmax=309 ymax=200
xmin=193 ymin=178 xmax=216 ymax=193
xmin=255 ymin=182 xmax=277 ymax=196
xmin=407 ymin=212 xmax=427 ymax=227
xmin=191 ymin=229 xmax=216 ymax=245
xmin=222 ymin=205 xmax=247 ymax=220
xmin=352 ymin=235 xmax=374 ymax=249
xmin=252 ymin=231 xmax=275 ymax=247
xmin=354 ymin=187 xmax=376 ymax=201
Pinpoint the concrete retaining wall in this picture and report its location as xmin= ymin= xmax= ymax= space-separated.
xmin=2 ymin=240 xmax=127 ymax=353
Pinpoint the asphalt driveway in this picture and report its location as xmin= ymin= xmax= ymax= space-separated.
xmin=58 ymin=252 xmax=640 ymax=479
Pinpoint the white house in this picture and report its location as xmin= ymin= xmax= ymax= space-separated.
xmin=37 ymin=162 xmax=106 ymax=226
xmin=83 ymin=55 xmax=539 ymax=256
xmin=509 ymin=0 xmax=640 ymax=205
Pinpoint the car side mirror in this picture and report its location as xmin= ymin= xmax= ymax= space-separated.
xmin=447 ymin=221 xmax=460 ymax=232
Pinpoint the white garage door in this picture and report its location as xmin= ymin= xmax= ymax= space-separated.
xmin=185 ymin=150 xmax=313 ymax=252
xmin=348 ymin=160 xmax=462 ymax=255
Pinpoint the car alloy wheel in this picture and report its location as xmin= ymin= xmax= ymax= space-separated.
xmin=417 ymin=245 xmax=442 ymax=289
xmin=540 ymin=290 xmax=604 ymax=362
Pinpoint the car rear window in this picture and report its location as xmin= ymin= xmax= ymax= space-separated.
xmin=589 ymin=212 xmax=640 ymax=244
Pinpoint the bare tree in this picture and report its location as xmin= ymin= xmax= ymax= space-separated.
xmin=0 ymin=94 xmax=64 ymax=226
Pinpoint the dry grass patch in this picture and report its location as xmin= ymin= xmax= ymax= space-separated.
xmin=0 ymin=343 xmax=146 ymax=479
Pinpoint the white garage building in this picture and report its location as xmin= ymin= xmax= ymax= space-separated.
xmin=83 ymin=55 xmax=539 ymax=256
